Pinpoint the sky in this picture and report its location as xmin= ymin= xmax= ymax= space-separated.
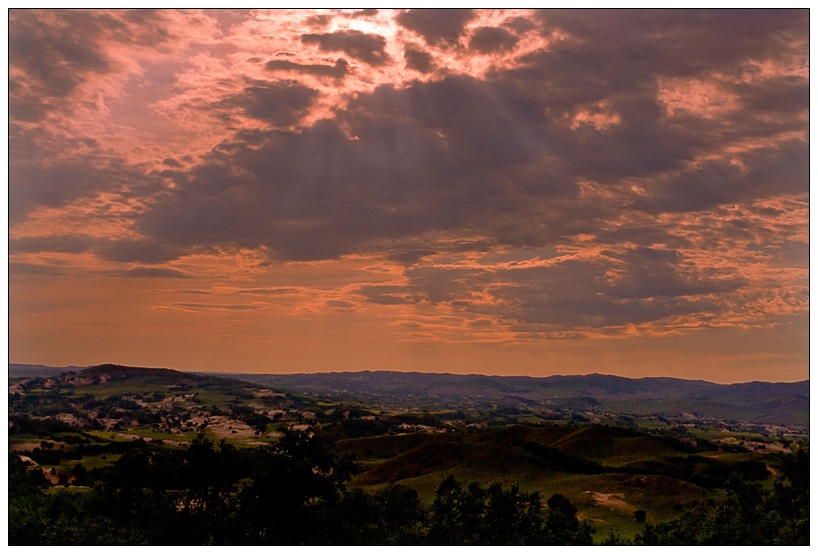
xmin=6 ymin=9 xmax=810 ymax=383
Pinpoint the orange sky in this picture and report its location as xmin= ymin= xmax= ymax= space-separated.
xmin=7 ymin=9 xmax=810 ymax=383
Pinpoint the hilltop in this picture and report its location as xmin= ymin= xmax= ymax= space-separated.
xmin=223 ymin=370 xmax=809 ymax=428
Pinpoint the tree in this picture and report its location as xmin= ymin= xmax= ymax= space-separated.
xmin=175 ymin=434 xmax=246 ymax=544
xmin=236 ymin=427 xmax=358 ymax=544
xmin=542 ymin=493 xmax=595 ymax=545
xmin=374 ymin=483 xmax=428 ymax=544
xmin=427 ymin=476 xmax=550 ymax=545
xmin=635 ymin=444 xmax=809 ymax=546
xmin=762 ymin=443 xmax=809 ymax=545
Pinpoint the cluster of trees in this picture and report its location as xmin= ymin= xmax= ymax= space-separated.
xmin=630 ymin=444 xmax=809 ymax=546
xmin=8 ymin=429 xmax=808 ymax=545
xmin=9 ymin=429 xmax=592 ymax=545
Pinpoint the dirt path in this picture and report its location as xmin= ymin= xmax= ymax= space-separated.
xmin=591 ymin=492 xmax=634 ymax=513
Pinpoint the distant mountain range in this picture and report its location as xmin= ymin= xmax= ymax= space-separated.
xmin=9 ymin=363 xmax=88 ymax=378
xmin=224 ymin=371 xmax=809 ymax=427
xmin=9 ymin=363 xmax=809 ymax=427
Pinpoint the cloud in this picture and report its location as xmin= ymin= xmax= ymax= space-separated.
xmin=217 ymin=81 xmax=320 ymax=126
xmin=128 ymin=28 xmax=807 ymax=273
xmin=304 ymin=14 xmax=332 ymax=29
xmin=348 ymin=9 xmax=379 ymax=18
xmin=396 ymin=9 xmax=475 ymax=46
xmin=9 ymin=10 xmax=111 ymax=108
xmin=266 ymin=57 xmax=350 ymax=79
xmin=10 ymin=236 xmax=93 ymax=255
xmin=384 ymin=246 xmax=748 ymax=334
xmin=8 ymin=9 xmax=809 ymax=344
xmin=122 ymin=267 xmax=191 ymax=279
xmin=326 ymin=299 xmax=356 ymax=311
xmin=404 ymin=46 xmax=435 ymax=73
xmin=97 ymin=240 xmax=180 ymax=264
xmin=301 ymin=29 xmax=389 ymax=66
xmin=503 ymin=16 xmax=537 ymax=35
xmin=358 ymin=285 xmax=411 ymax=305
xmin=9 ymin=262 xmax=68 ymax=276
xmin=636 ymin=140 xmax=808 ymax=214
xmin=8 ymin=9 xmax=181 ymax=123
xmin=158 ymin=302 xmax=267 ymax=312
xmin=469 ymin=26 xmax=519 ymax=54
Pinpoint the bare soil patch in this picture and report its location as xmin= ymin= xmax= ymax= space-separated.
xmin=590 ymin=492 xmax=635 ymax=513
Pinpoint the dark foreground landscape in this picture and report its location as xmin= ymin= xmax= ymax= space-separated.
xmin=8 ymin=363 xmax=809 ymax=545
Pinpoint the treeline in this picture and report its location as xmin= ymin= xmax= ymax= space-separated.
xmin=9 ymin=429 xmax=592 ymax=545
xmin=628 ymin=443 xmax=809 ymax=546
xmin=8 ymin=430 xmax=809 ymax=545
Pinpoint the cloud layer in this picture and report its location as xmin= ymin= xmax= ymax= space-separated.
xmin=8 ymin=9 xmax=809 ymax=380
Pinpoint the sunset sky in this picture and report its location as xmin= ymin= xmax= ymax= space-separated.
xmin=7 ymin=9 xmax=810 ymax=383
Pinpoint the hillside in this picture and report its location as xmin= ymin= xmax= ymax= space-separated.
xmin=223 ymin=371 xmax=809 ymax=427
xmin=335 ymin=423 xmax=780 ymax=530
xmin=8 ymin=363 xmax=319 ymax=446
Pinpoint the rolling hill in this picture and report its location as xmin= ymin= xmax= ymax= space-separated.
xmin=223 ymin=370 xmax=809 ymax=427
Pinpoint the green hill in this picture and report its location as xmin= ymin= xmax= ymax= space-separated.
xmin=335 ymin=423 xmax=775 ymax=539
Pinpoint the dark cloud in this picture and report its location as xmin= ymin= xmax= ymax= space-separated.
xmin=169 ymin=302 xmax=264 ymax=311
xmin=8 ymin=10 xmax=176 ymax=123
xmin=304 ymin=14 xmax=332 ymax=28
xmin=10 ymin=236 xmax=93 ymax=256
xmin=217 ymin=81 xmax=320 ymax=126
xmin=404 ymin=46 xmax=435 ymax=73
xmin=266 ymin=58 xmax=350 ymax=79
xmin=407 ymin=266 xmax=489 ymax=304
xmin=134 ymin=73 xmax=588 ymax=262
xmin=390 ymin=249 xmax=438 ymax=265
xmin=348 ymin=9 xmax=378 ymax=18
xmin=122 ymin=267 xmax=190 ymax=279
xmin=326 ymin=300 xmax=356 ymax=311
xmin=728 ymin=75 xmax=809 ymax=122
xmin=601 ymin=247 xmax=745 ymax=300
xmin=534 ymin=9 xmax=808 ymax=80
xmin=8 ymin=137 xmax=165 ymax=225
xmin=469 ymin=26 xmax=519 ymax=54
xmin=504 ymin=16 xmax=537 ymax=35
xmin=241 ymin=82 xmax=320 ymax=126
xmin=210 ymin=9 xmax=254 ymax=34
xmin=396 ymin=9 xmax=475 ymax=46
xmin=11 ymin=10 xmax=807 ymax=342
xmin=393 ymin=246 xmax=744 ymax=331
xmin=301 ymin=30 xmax=389 ymax=66
xmin=773 ymin=240 xmax=809 ymax=269
xmin=9 ymin=262 xmax=68 ymax=276
xmin=97 ymin=240 xmax=181 ymax=264
xmin=324 ymin=239 xmax=746 ymax=332
xmin=8 ymin=10 xmax=110 ymax=101
xmin=636 ymin=140 xmax=808 ymax=214
xmin=238 ymin=287 xmax=300 ymax=296
xmin=358 ymin=285 xmax=411 ymax=305
xmin=131 ymin=4 xmax=807 ymax=266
